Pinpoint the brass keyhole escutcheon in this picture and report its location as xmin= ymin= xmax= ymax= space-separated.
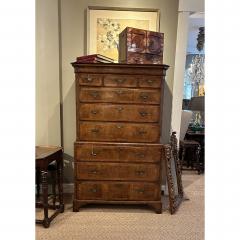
xmin=116 ymin=79 xmax=125 ymax=84
xmin=90 ymin=91 xmax=99 ymax=98
xmin=116 ymin=106 xmax=124 ymax=112
xmin=91 ymin=110 xmax=98 ymax=115
xmin=91 ymin=128 xmax=99 ymax=134
xmin=140 ymin=93 xmax=149 ymax=101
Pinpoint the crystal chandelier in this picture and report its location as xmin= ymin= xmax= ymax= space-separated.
xmin=188 ymin=55 xmax=205 ymax=97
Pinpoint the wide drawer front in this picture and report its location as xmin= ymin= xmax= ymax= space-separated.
xmin=78 ymin=122 xmax=160 ymax=142
xmin=138 ymin=76 xmax=161 ymax=88
xmin=77 ymin=73 xmax=162 ymax=88
xmin=76 ymin=162 xmax=160 ymax=181
xmin=77 ymin=74 xmax=103 ymax=86
xmin=77 ymin=181 xmax=160 ymax=200
xmin=79 ymin=103 xmax=160 ymax=122
xmin=75 ymin=142 xmax=163 ymax=163
xmin=79 ymin=87 xmax=161 ymax=104
xmin=104 ymin=75 xmax=137 ymax=87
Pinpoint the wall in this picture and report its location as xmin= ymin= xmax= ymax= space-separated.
xmin=170 ymin=0 xmax=204 ymax=140
xmin=36 ymin=0 xmax=61 ymax=146
xmin=179 ymin=0 xmax=204 ymax=12
xmin=60 ymin=0 xmax=179 ymax=183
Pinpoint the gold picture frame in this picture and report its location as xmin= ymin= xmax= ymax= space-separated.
xmin=86 ymin=6 xmax=160 ymax=62
xmin=164 ymin=132 xmax=184 ymax=214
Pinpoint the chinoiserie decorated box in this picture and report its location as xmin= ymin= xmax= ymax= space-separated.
xmin=118 ymin=27 xmax=164 ymax=64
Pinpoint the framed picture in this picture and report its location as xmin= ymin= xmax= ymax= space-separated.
xmin=86 ymin=6 xmax=160 ymax=62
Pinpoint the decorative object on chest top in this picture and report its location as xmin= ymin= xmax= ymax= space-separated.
xmin=118 ymin=27 xmax=164 ymax=64
xmin=76 ymin=54 xmax=114 ymax=64
xmin=72 ymin=62 xmax=169 ymax=213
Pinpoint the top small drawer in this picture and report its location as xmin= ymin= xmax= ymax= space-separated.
xmin=104 ymin=75 xmax=137 ymax=88
xmin=139 ymin=76 xmax=162 ymax=88
xmin=77 ymin=74 xmax=103 ymax=86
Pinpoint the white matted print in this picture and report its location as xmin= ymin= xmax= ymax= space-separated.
xmin=87 ymin=7 xmax=160 ymax=62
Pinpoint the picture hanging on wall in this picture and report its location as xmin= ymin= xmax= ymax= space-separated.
xmin=86 ymin=6 xmax=160 ymax=62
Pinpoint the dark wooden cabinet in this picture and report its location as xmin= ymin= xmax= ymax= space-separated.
xmin=118 ymin=27 xmax=164 ymax=64
xmin=72 ymin=63 xmax=169 ymax=213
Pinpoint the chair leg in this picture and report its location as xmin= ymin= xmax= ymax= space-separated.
xmin=41 ymin=170 xmax=50 ymax=228
xmin=51 ymin=170 xmax=56 ymax=209
xmin=36 ymin=169 xmax=41 ymax=198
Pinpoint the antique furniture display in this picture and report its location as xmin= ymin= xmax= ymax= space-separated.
xmin=72 ymin=63 xmax=169 ymax=213
xmin=35 ymin=146 xmax=64 ymax=228
xmin=179 ymin=139 xmax=201 ymax=174
xmin=179 ymin=110 xmax=201 ymax=174
xmin=119 ymin=27 xmax=164 ymax=64
xmin=164 ymin=132 xmax=184 ymax=214
xmin=185 ymin=130 xmax=204 ymax=173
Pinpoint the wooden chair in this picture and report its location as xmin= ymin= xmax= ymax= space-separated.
xmin=35 ymin=146 xmax=64 ymax=228
xmin=36 ymin=162 xmax=57 ymax=208
xmin=179 ymin=111 xmax=201 ymax=174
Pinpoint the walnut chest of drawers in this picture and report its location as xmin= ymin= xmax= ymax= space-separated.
xmin=71 ymin=63 xmax=169 ymax=213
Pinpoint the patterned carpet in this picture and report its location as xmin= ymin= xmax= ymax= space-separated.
xmin=36 ymin=172 xmax=204 ymax=240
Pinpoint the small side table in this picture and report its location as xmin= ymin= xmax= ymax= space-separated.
xmin=35 ymin=146 xmax=64 ymax=228
xmin=185 ymin=131 xmax=205 ymax=173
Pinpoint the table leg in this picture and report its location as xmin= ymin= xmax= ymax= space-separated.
xmin=36 ymin=169 xmax=41 ymax=198
xmin=196 ymin=145 xmax=201 ymax=174
xmin=57 ymin=157 xmax=64 ymax=213
xmin=41 ymin=170 xmax=50 ymax=228
xmin=181 ymin=147 xmax=186 ymax=169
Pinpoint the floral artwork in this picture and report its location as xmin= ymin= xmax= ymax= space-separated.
xmin=96 ymin=18 xmax=149 ymax=61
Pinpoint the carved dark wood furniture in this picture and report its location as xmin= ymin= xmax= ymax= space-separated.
xmin=35 ymin=146 xmax=64 ymax=228
xmin=165 ymin=132 xmax=184 ymax=214
xmin=185 ymin=130 xmax=204 ymax=173
xmin=119 ymin=27 xmax=164 ymax=64
xmin=179 ymin=138 xmax=201 ymax=174
xmin=72 ymin=63 xmax=169 ymax=213
xmin=36 ymin=162 xmax=57 ymax=205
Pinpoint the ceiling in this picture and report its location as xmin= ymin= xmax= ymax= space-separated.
xmin=187 ymin=13 xmax=205 ymax=54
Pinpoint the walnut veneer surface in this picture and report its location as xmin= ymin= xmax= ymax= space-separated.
xmin=72 ymin=63 xmax=169 ymax=213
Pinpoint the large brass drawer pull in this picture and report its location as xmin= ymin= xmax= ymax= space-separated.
xmin=147 ymin=79 xmax=154 ymax=85
xmin=89 ymin=188 xmax=97 ymax=193
xmin=91 ymin=146 xmax=99 ymax=156
xmin=135 ymin=152 xmax=146 ymax=158
xmin=91 ymin=110 xmax=99 ymax=115
xmin=115 ymin=90 xmax=125 ymax=95
xmin=91 ymin=128 xmax=99 ymax=134
xmin=136 ymin=170 xmax=145 ymax=176
xmin=139 ymin=111 xmax=149 ymax=117
xmin=136 ymin=188 xmax=145 ymax=193
xmin=140 ymin=93 xmax=149 ymax=101
xmin=91 ymin=151 xmax=97 ymax=156
xmin=89 ymin=169 xmax=98 ymax=174
xmin=90 ymin=91 xmax=99 ymax=98
xmin=84 ymin=75 xmax=93 ymax=82
xmin=138 ymin=129 xmax=147 ymax=135
xmin=115 ymin=79 xmax=125 ymax=84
